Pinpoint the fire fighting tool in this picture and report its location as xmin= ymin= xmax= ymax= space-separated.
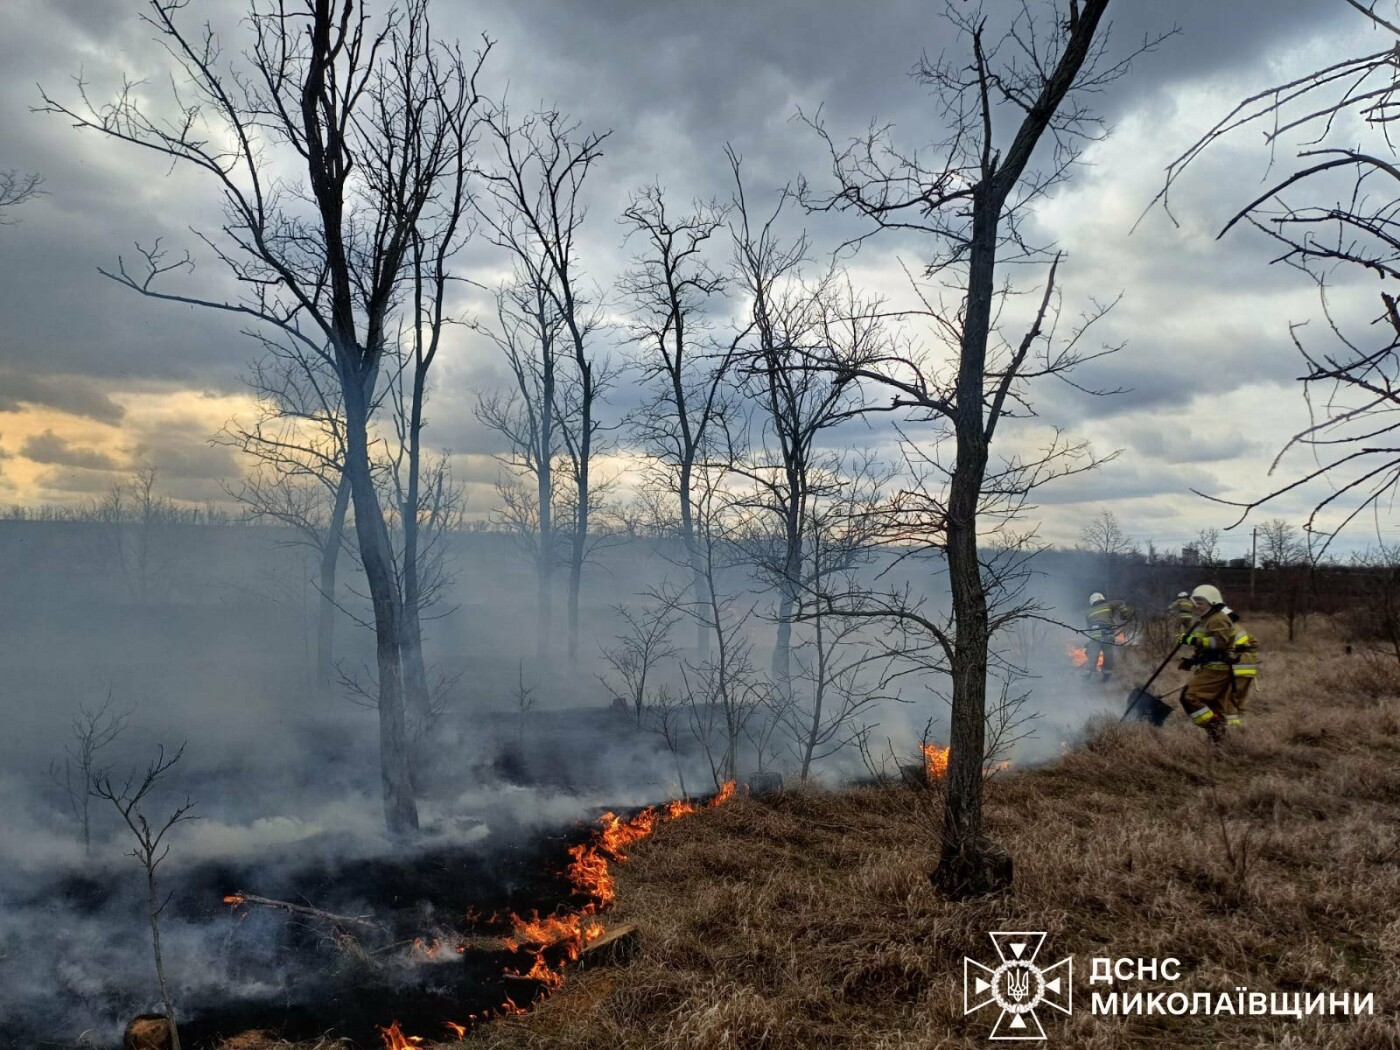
xmin=1119 ymin=603 xmax=1222 ymax=724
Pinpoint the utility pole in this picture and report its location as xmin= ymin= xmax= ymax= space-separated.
xmin=1250 ymin=525 xmax=1257 ymax=607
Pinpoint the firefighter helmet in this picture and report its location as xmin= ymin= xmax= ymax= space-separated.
xmin=1177 ymin=591 xmax=1189 ymax=598
xmin=1089 ymin=592 xmax=1105 ymax=604
xmin=1190 ymin=584 xmax=1223 ymax=606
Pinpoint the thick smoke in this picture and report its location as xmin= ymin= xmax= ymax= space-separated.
xmin=0 ymin=519 xmax=1141 ymax=1047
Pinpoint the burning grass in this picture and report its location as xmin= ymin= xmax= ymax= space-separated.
xmin=224 ymin=616 xmax=1400 ymax=1049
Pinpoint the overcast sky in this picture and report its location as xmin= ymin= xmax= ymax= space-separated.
xmin=1 ymin=0 xmax=1395 ymax=558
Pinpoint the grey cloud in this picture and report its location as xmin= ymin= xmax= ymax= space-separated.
xmin=19 ymin=429 xmax=122 ymax=471
xmin=128 ymin=438 xmax=240 ymax=483
xmin=1114 ymin=419 xmax=1259 ymax=467
xmin=0 ymin=368 xmax=125 ymax=423
xmin=32 ymin=465 xmax=123 ymax=497
xmin=0 ymin=0 xmax=1377 ymax=538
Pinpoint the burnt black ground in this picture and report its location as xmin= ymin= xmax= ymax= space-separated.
xmin=10 ymin=823 xmax=607 ymax=1050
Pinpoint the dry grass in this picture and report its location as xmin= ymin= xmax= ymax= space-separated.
xmin=231 ymin=616 xmax=1400 ymax=1050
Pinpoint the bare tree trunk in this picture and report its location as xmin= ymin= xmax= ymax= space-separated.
xmin=317 ymin=471 xmax=351 ymax=689
xmin=678 ymin=462 xmax=711 ymax=657
xmin=799 ymin=611 xmax=826 ymax=781
xmin=538 ymin=363 xmax=556 ymax=664
xmin=770 ymin=487 xmax=802 ymax=696
xmin=145 ymin=866 xmax=182 ymax=1050
xmin=344 ymin=377 xmax=418 ymax=836
xmin=567 ymin=356 xmax=592 ymax=664
xmin=568 ymin=478 xmax=587 ymax=663
xmin=401 ymin=367 xmax=432 ymax=731
xmin=937 ymin=204 xmax=995 ymax=892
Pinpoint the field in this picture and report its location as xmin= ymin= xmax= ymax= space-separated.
xmin=218 ymin=614 xmax=1400 ymax=1050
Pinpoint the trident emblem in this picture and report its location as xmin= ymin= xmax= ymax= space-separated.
xmin=1006 ymin=967 xmax=1030 ymax=1002
xmin=963 ymin=932 xmax=1073 ymax=1041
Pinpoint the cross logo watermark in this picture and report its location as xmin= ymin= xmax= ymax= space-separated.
xmin=963 ymin=932 xmax=1073 ymax=1041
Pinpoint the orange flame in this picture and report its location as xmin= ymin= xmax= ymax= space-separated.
xmin=922 ymin=742 xmax=951 ymax=780
xmin=505 ymin=909 xmax=602 ymax=955
xmin=378 ymin=1021 xmax=423 ymax=1049
xmin=596 ymin=809 xmax=659 ymax=861
xmin=383 ymin=787 xmax=730 ymax=1037
xmin=1068 ymin=645 xmax=1106 ymax=670
xmin=222 ymin=894 xmax=245 ymax=907
xmin=506 ymin=947 xmax=567 ymax=990
xmin=411 ymin=937 xmax=442 ymax=959
xmin=663 ymin=798 xmax=698 ymax=820
xmin=443 ymin=1021 xmax=467 ymax=1040
xmin=567 ymin=843 xmax=617 ymax=905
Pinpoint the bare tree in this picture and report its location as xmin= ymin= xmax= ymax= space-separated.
xmin=474 ymin=275 xmax=568 ymax=660
xmin=216 ymin=337 xmax=352 ymax=689
xmin=385 ymin=97 xmax=483 ymax=729
xmin=1195 ymin=527 xmax=1221 ymax=567
xmin=1078 ymin=507 xmax=1137 ymax=561
xmin=510 ymin=662 xmax=536 ymax=751
xmin=477 ymin=108 xmax=611 ymax=663
xmin=600 ymin=600 xmax=682 ymax=726
xmin=41 ymin=0 xmax=491 ymax=835
xmin=49 ymin=691 xmax=133 ymax=854
xmin=108 ymin=465 xmax=172 ymax=605
xmin=620 ymin=184 xmax=735 ymax=656
xmin=0 ymin=169 xmax=43 ymax=223
xmin=1156 ymin=2 xmax=1400 ymax=548
xmin=1348 ymin=542 xmax=1400 ymax=667
xmin=92 ymin=745 xmax=197 ymax=1050
xmin=781 ymin=457 xmax=892 ymax=780
xmin=1259 ymin=517 xmax=1314 ymax=640
xmin=666 ymin=459 xmax=765 ymax=789
xmin=728 ymin=154 xmax=880 ymax=699
xmin=1259 ymin=518 xmax=1307 ymax=569
xmin=798 ymin=0 xmax=1140 ymax=896
xmin=644 ymin=684 xmax=690 ymax=798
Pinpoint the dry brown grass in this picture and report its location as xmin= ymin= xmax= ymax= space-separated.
xmin=231 ymin=616 xmax=1400 ymax=1050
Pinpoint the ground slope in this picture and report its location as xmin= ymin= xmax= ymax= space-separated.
xmin=240 ymin=616 xmax=1400 ymax=1050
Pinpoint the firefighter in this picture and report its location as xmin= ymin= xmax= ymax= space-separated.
xmin=1177 ymin=584 xmax=1258 ymax=742
xmin=1168 ymin=591 xmax=1196 ymax=631
xmin=1085 ymin=592 xmax=1133 ymax=681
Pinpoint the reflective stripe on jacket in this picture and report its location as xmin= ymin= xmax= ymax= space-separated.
xmin=1087 ymin=600 xmax=1128 ymax=629
xmin=1185 ymin=611 xmax=1258 ymax=676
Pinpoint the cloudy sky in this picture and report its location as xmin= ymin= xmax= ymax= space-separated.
xmin=1 ymin=0 xmax=1395 ymax=558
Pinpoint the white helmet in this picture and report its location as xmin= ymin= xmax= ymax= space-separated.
xmin=1191 ymin=584 xmax=1223 ymax=606
xmin=1089 ymin=592 xmax=1105 ymax=604
xmin=1177 ymin=591 xmax=1190 ymax=599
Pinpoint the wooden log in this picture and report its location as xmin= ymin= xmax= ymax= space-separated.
xmin=578 ymin=922 xmax=639 ymax=969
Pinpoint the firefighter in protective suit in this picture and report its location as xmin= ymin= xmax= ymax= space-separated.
xmin=1085 ymin=592 xmax=1133 ymax=680
xmin=1178 ymin=584 xmax=1258 ymax=742
xmin=1168 ymin=591 xmax=1196 ymax=631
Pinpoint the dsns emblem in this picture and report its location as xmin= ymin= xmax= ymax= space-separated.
xmin=963 ymin=932 xmax=1072 ymax=1041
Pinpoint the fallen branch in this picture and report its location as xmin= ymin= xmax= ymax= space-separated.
xmin=223 ymin=892 xmax=384 ymax=931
